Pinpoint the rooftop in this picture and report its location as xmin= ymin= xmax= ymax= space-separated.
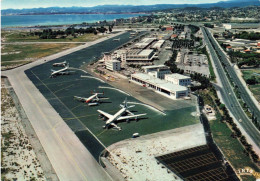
xmin=132 ymin=73 xmax=187 ymax=92
xmin=138 ymin=49 xmax=154 ymax=56
xmin=142 ymin=64 xmax=168 ymax=69
xmin=165 ymin=73 xmax=191 ymax=80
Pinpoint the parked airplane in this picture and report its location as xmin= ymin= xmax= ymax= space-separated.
xmin=53 ymin=60 xmax=67 ymax=67
xmin=97 ymin=98 xmax=146 ymax=131
xmin=113 ymin=38 xmax=120 ymax=41
xmin=74 ymin=92 xmax=109 ymax=106
xmin=50 ymin=64 xmax=73 ymax=78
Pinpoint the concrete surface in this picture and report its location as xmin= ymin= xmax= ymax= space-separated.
xmin=104 ymin=123 xmax=206 ymax=181
xmin=2 ymin=32 xmax=125 ymax=181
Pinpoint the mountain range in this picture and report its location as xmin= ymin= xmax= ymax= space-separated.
xmin=2 ymin=0 xmax=260 ymax=15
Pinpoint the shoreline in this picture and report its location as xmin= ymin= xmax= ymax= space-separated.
xmin=1 ymin=13 xmax=149 ymax=29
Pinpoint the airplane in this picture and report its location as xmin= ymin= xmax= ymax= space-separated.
xmin=97 ymin=98 xmax=147 ymax=131
xmin=74 ymin=92 xmax=109 ymax=106
xmin=50 ymin=64 xmax=74 ymax=78
xmin=53 ymin=60 xmax=67 ymax=67
xmin=113 ymin=38 xmax=120 ymax=41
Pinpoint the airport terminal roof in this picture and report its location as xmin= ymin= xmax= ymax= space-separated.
xmin=138 ymin=49 xmax=154 ymax=56
xmin=165 ymin=73 xmax=191 ymax=80
xmin=142 ymin=64 xmax=168 ymax=69
xmin=132 ymin=73 xmax=187 ymax=92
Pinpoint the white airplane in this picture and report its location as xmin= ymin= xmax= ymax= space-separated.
xmin=53 ymin=60 xmax=67 ymax=67
xmin=97 ymin=99 xmax=147 ymax=131
xmin=50 ymin=64 xmax=73 ymax=78
xmin=74 ymin=92 xmax=109 ymax=106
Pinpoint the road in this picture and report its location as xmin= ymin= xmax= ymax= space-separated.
xmin=202 ymin=27 xmax=260 ymax=152
xmin=2 ymin=31 xmax=126 ymax=181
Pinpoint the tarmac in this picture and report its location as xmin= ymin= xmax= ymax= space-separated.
xmin=1 ymin=32 xmax=125 ymax=181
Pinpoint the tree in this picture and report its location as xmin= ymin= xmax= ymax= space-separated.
xmin=109 ymin=26 xmax=112 ymax=33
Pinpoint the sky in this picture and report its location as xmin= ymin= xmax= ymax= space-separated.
xmin=1 ymin=0 xmax=229 ymax=10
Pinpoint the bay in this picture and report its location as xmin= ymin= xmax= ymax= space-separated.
xmin=1 ymin=13 xmax=146 ymax=28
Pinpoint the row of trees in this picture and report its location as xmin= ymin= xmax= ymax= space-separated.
xmin=202 ymin=87 xmax=259 ymax=163
xmin=164 ymin=50 xmax=184 ymax=74
xmin=234 ymin=31 xmax=260 ymax=41
xmin=216 ymin=94 xmax=259 ymax=163
xmin=171 ymin=39 xmax=194 ymax=48
xmin=34 ymin=26 xmax=112 ymax=39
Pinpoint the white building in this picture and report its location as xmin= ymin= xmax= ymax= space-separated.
xmin=105 ymin=60 xmax=121 ymax=71
xmin=142 ymin=65 xmax=171 ymax=79
xmin=179 ymin=32 xmax=186 ymax=39
xmin=151 ymin=40 xmax=165 ymax=49
xmin=121 ymin=49 xmax=154 ymax=64
xmin=134 ymin=38 xmax=156 ymax=49
xmin=223 ymin=24 xmax=232 ymax=30
xmin=131 ymin=73 xmax=188 ymax=99
xmin=165 ymin=74 xmax=191 ymax=86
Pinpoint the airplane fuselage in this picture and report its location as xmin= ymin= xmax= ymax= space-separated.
xmin=106 ymin=108 xmax=126 ymax=125
xmin=51 ymin=67 xmax=68 ymax=77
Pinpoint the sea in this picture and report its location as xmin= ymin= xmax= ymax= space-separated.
xmin=1 ymin=13 xmax=146 ymax=28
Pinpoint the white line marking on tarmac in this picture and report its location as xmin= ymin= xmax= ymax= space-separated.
xmin=127 ymin=101 xmax=166 ymax=116
xmin=81 ymin=75 xmax=105 ymax=83
xmin=98 ymin=86 xmax=130 ymax=96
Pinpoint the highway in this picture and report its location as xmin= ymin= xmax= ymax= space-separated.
xmin=201 ymin=27 xmax=260 ymax=150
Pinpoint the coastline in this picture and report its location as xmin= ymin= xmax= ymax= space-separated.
xmin=1 ymin=13 xmax=148 ymax=29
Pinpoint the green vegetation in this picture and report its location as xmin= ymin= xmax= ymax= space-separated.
xmin=227 ymin=51 xmax=260 ymax=68
xmin=199 ymin=88 xmax=259 ymax=181
xmin=164 ymin=50 xmax=184 ymax=74
xmin=242 ymin=69 xmax=260 ymax=104
xmin=35 ymin=26 xmax=108 ymax=39
xmin=1 ymin=43 xmax=81 ymax=69
xmin=234 ymin=31 xmax=260 ymax=40
xmin=2 ymin=31 xmax=106 ymax=43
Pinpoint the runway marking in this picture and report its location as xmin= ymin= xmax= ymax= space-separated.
xmin=96 ymin=130 xmax=107 ymax=137
xmin=30 ymin=69 xmax=113 ymax=166
xmin=81 ymin=75 xmax=105 ymax=83
xmin=18 ymin=74 xmax=88 ymax=181
xmin=35 ymin=78 xmax=85 ymax=87
xmin=98 ymin=86 xmax=130 ymax=96
xmin=71 ymin=103 xmax=84 ymax=111
xmin=47 ymin=95 xmax=74 ymax=101
xmin=54 ymin=84 xmax=74 ymax=94
xmin=63 ymin=110 xmax=116 ymax=120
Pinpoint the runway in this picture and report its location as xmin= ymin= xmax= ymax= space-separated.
xmin=1 ymin=31 xmax=125 ymax=181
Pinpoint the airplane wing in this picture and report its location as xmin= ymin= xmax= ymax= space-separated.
xmin=117 ymin=113 xmax=146 ymax=121
xmin=97 ymin=110 xmax=113 ymax=119
xmin=126 ymin=110 xmax=134 ymax=116
xmin=110 ymin=123 xmax=121 ymax=131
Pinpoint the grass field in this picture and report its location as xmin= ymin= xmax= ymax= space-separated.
xmin=242 ymin=69 xmax=260 ymax=102
xmin=210 ymin=119 xmax=259 ymax=181
xmin=1 ymin=43 xmax=82 ymax=68
xmin=2 ymin=31 xmax=106 ymax=43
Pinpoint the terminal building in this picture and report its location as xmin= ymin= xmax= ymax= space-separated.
xmin=133 ymin=38 xmax=156 ymax=49
xmin=151 ymin=40 xmax=165 ymax=49
xmin=105 ymin=60 xmax=121 ymax=71
xmin=131 ymin=73 xmax=188 ymax=99
xmin=142 ymin=65 xmax=171 ymax=79
xmin=121 ymin=49 xmax=154 ymax=65
xmin=165 ymin=74 xmax=191 ymax=86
